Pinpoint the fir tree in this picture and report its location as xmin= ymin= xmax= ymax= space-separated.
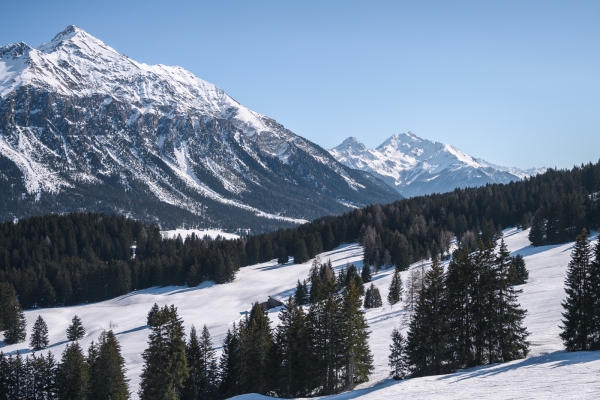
xmin=509 ymin=254 xmax=529 ymax=285
xmin=277 ymin=247 xmax=289 ymax=265
xmin=3 ymin=300 xmax=26 ymax=344
xmin=66 ymin=315 xmax=86 ymax=342
xmin=56 ymin=342 xmax=89 ymax=400
xmin=294 ymin=279 xmax=309 ymax=306
xmin=387 ymin=270 xmax=402 ymax=307
xmin=363 ymin=283 xmax=383 ymax=308
xmin=139 ymin=305 xmax=189 ymax=400
xmin=89 ymin=330 xmax=129 ymax=400
xmin=30 ymin=315 xmax=49 ymax=351
xmin=560 ymin=229 xmax=593 ymax=351
xmin=28 ymin=351 xmax=57 ymax=400
xmin=339 ymin=280 xmax=373 ymax=390
xmin=590 ymin=235 xmax=600 ymax=350
xmin=147 ymin=303 xmax=160 ymax=327
xmin=388 ymin=327 xmax=408 ymax=380
xmin=361 ymin=264 xmax=372 ymax=283
xmin=239 ymin=302 xmax=274 ymax=394
xmin=406 ymin=257 xmax=450 ymax=376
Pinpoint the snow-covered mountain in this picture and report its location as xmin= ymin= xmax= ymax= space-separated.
xmin=0 ymin=26 xmax=399 ymax=230
xmin=329 ymin=133 xmax=545 ymax=198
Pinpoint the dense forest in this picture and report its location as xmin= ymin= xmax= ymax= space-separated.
xmin=0 ymin=161 xmax=598 ymax=313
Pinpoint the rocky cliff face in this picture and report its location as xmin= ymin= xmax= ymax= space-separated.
xmin=0 ymin=26 xmax=400 ymax=231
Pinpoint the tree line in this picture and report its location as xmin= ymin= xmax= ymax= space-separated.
xmin=0 ymin=160 xmax=598 ymax=315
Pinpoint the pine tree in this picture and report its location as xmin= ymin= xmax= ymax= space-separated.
xmin=363 ymin=283 xmax=383 ymax=308
xmin=388 ymin=327 xmax=408 ymax=380
xmin=28 ymin=351 xmax=57 ymax=400
xmin=7 ymin=352 xmax=29 ymax=399
xmin=361 ymin=264 xmax=372 ymax=283
xmin=30 ymin=315 xmax=49 ymax=350
xmin=387 ymin=270 xmax=402 ymax=307
xmin=528 ymin=210 xmax=546 ymax=246
xmin=139 ymin=305 xmax=189 ymax=400
xmin=89 ymin=330 xmax=129 ymax=400
xmin=3 ymin=300 xmax=26 ymax=344
xmin=66 ymin=315 xmax=86 ymax=342
xmin=339 ymin=280 xmax=373 ymax=390
xmin=560 ymin=229 xmax=593 ymax=351
xmin=277 ymin=247 xmax=289 ymax=265
xmin=56 ymin=342 xmax=89 ymax=400
xmin=406 ymin=257 xmax=449 ymax=376
xmin=294 ymin=279 xmax=309 ymax=306
xmin=0 ymin=352 xmax=9 ymax=399
xmin=509 ymin=254 xmax=529 ymax=285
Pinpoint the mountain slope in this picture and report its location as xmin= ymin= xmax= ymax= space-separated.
xmin=330 ymin=133 xmax=545 ymax=198
xmin=0 ymin=26 xmax=400 ymax=230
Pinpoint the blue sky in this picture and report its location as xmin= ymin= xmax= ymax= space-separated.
xmin=2 ymin=1 xmax=599 ymax=169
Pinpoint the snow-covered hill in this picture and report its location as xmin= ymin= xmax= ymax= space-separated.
xmin=0 ymin=26 xmax=399 ymax=230
xmin=329 ymin=133 xmax=546 ymax=198
xmin=3 ymin=228 xmax=599 ymax=399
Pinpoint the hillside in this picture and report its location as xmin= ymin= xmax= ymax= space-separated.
xmin=0 ymin=26 xmax=399 ymax=231
xmin=3 ymin=228 xmax=599 ymax=399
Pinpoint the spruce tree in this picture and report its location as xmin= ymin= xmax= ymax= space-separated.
xmin=277 ymin=247 xmax=289 ymax=265
xmin=339 ymin=280 xmax=373 ymax=390
xmin=56 ymin=342 xmax=89 ymax=400
xmin=89 ymin=330 xmax=129 ymax=400
xmin=589 ymin=235 xmax=600 ymax=350
xmin=294 ymin=279 xmax=309 ymax=306
xmin=66 ymin=315 xmax=86 ymax=342
xmin=388 ymin=327 xmax=408 ymax=380
xmin=560 ymin=229 xmax=592 ymax=351
xmin=28 ymin=351 xmax=57 ymax=399
xmin=509 ymin=254 xmax=529 ymax=285
xmin=273 ymin=297 xmax=311 ymax=397
xmin=147 ymin=303 xmax=160 ymax=327
xmin=239 ymin=302 xmax=274 ymax=394
xmin=219 ymin=323 xmax=242 ymax=398
xmin=139 ymin=305 xmax=189 ymax=400
xmin=3 ymin=300 xmax=26 ymax=344
xmin=183 ymin=325 xmax=218 ymax=399
xmin=363 ymin=283 xmax=383 ymax=308
xmin=361 ymin=264 xmax=372 ymax=283
xmin=406 ymin=257 xmax=449 ymax=376
xmin=387 ymin=270 xmax=402 ymax=307
xmin=30 ymin=315 xmax=49 ymax=351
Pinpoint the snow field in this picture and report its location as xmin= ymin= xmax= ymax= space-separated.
xmin=3 ymin=228 xmax=600 ymax=399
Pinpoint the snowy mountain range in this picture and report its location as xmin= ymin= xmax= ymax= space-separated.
xmin=0 ymin=26 xmax=399 ymax=230
xmin=329 ymin=133 xmax=546 ymax=198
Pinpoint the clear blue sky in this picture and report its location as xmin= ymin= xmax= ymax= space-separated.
xmin=2 ymin=0 xmax=599 ymax=169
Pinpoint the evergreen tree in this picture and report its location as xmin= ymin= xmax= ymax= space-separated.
xmin=30 ymin=315 xmax=49 ymax=351
xmin=219 ymin=323 xmax=242 ymax=398
xmin=273 ymin=297 xmax=311 ymax=397
xmin=406 ymin=257 xmax=450 ymax=376
xmin=139 ymin=305 xmax=189 ymax=400
xmin=56 ymin=342 xmax=89 ymax=400
xmin=589 ymin=235 xmax=600 ymax=350
xmin=363 ymin=283 xmax=383 ymax=308
xmin=66 ymin=316 xmax=86 ymax=342
xmin=361 ymin=264 xmax=372 ymax=283
xmin=388 ymin=327 xmax=408 ymax=380
xmin=147 ymin=303 xmax=160 ymax=327
xmin=509 ymin=254 xmax=529 ymax=285
xmin=387 ymin=270 xmax=402 ymax=307
xmin=294 ymin=279 xmax=309 ymax=306
xmin=239 ymin=302 xmax=274 ymax=394
xmin=3 ymin=300 xmax=26 ymax=344
xmin=339 ymin=280 xmax=373 ymax=390
xmin=495 ymin=238 xmax=530 ymax=362
xmin=0 ymin=352 xmax=8 ymax=399
xmin=293 ymin=236 xmax=310 ymax=265
xmin=183 ymin=325 xmax=218 ymax=400
xmin=528 ymin=210 xmax=546 ymax=246
xmin=560 ymin=229 xmax=593 ymax=351
xmin=28 ymin=351 xmax=57 ymax=400
xmin=277 ymin=247 xmax=289 ymax=265
xmin=89 ymin=330 xmax=129 ymax=400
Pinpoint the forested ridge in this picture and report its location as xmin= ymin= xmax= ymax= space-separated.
xmin=0 ymin=161 xmax=599 ymax=312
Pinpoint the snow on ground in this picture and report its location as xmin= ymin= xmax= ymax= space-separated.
xmin=161 ymin=229 xmax=240 ymax=241
xmin=3 ymin=228 xmax=600 ymax=399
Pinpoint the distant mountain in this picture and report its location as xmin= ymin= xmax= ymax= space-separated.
xmin=329 ymin=133 xmax=545 ymax=197
xmin=0 ymin=26 xmax=400 ymax=231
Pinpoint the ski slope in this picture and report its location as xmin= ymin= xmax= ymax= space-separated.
xmin=3 ymin=228 xmax=600 ymax=399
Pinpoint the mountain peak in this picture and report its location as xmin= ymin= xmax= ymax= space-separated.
xmin=331 ymin=137 xmax=367 ymax=153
